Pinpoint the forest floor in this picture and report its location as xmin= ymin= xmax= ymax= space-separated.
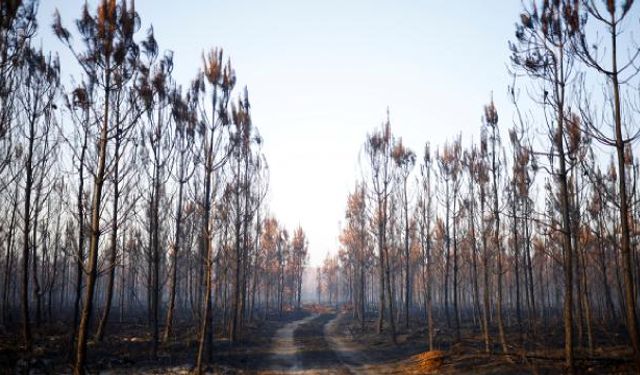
xmin=262 ymin=304 xmax=636 ymax=374
xmin=0 ymin=309 xmax=308 ymax=374
xmin=0 ymin=306 xmax=637 ymax=374
xmin=327 ymin=306 xmax=637 ymax=374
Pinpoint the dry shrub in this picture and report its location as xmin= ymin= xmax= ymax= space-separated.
xmin=412 ymin=350 xmax=445 ymax=372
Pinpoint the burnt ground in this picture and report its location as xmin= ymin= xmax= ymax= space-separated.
xmin=331 ymin=308 xmax=637 ymax=374
xmin=292 ymin=313 xmax=349 ymax=374
xmin=0 ymin=306 xmax=637 ymax=374
xmin=0 ymin=310 xmax=309 ymax=374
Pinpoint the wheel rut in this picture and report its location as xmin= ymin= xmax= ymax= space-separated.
xmin=265 ymin=312 xmax=355 ymax=374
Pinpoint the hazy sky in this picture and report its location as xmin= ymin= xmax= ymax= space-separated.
xmin=38 ymin=1 xmax=524 ymax=266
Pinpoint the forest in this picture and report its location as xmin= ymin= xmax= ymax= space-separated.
xmin=1 ymin=0 xmax=640 ymax=374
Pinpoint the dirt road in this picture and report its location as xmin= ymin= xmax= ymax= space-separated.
xmin=267 ymin=313 xmax=318 ymax=373
xmin=265 ymin=313 xmax=352 ymax=374
xmin=264 ymin=312 xmax=408 ymax=374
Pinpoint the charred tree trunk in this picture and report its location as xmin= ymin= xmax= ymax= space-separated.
xmin=95 ymin=118 xmax=121 ymax=342
xmin=20 ymin=103 xmax=37 ymax=352
xmin=73 ymin=69 xmax=111 ymax=375
xmin=163 ymin=148 xmax=187 ymax=342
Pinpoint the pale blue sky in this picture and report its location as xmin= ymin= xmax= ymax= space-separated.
xmin=39 ymin=1 xmax=524 ymax=266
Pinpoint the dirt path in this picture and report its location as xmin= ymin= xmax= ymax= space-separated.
xmin=323 ymin=313 xmax=418 ymax=374
xmin=293 ymin=313 xmax=351 ymax=374
xmin=264 ymin=311 xmax=416 ymax=374
xmin=264 ymin=313 xmax=353 ymax=374
xmin=266 ymin=314 xmax=318 ymax=373
xmin=323 ymin=314 xmax=371 ymax=374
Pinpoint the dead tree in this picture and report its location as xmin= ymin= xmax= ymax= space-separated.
xmin=136 ymin=33 xmax=176 ymax=357
xmin=163 ymin=85 xmax=197 ymax=342
xmin=436 ymin=137 xmax=462 ymax=338
xmin=16 ymin=45 xmax=59 ymax=351
xmin=53 ymin=1 xmax=141 ymax=372
xmin=418 ymin=143 xmax=434 ymax=349
xmin=391 ymin=139 xmax=415 ymax=329
xmin=483 ymin=98 xmax=508 ymax=354
xmin=572 ymin=1 xmax=640 ymax=367
xmin=193 ymin=47 xmax=235 ymax=374
xmin=364 ymin=111 xmax=396 ymax=342
xmin=511 ymin=2 xmax=578 ymax=370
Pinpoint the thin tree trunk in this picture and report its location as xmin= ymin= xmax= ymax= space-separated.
xmin=164 ymin=150 xmax=186 ymax=342
xmin=490 ymin=120 xmax=508 ymax=355
xmin=453 ymin=194 xmax=460 ymax=341
xmin=512 ymin=180 xmax=522 ymax=343
xmin=480 ymin=183 xmax=491 ymax=354
xmin=20 ymin=109 xmax=36 ymax=352
xmin=468 ymin=180 xmax=482 ymax=336
xmin=95 ymin=117 xmax=121 ymax=342
xmin=403 ymin=178 xmax=410 ymax=330
xmin=2 ymin=183 xmax=19 ymax=324
xmin=610 ymin=18 xmax=640 ymax=368
xmin=376 ymin=194 xmax=385 ymax=334
xmin=73 ymin=69 xmax=111 ymax=374
xmin=384 ymin=241 xmax=397 ymax=344
xmin=195 ymin=87 xmax=218 ymax=373
xmin=69 ymin=127 xmax=88 ymax=360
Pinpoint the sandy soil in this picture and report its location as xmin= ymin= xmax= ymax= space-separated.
xmin=261 ymin=310 xmax=421 ymax=374
xmin=265 ymin=313 xmax=318 ymax=373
